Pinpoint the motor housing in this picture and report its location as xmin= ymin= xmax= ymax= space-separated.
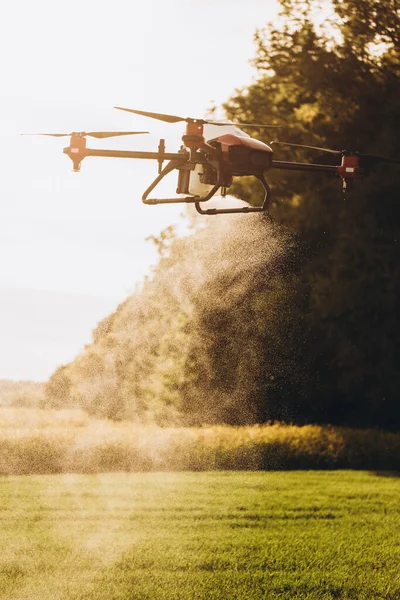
xmin=65 ymin=134 xmax=87 ymax=172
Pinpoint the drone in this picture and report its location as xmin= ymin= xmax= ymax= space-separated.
xmin=28 ymin=106 xmax=400 ymax=215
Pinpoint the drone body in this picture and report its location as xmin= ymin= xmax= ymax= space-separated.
xmin=31 ymin=106 xmax=399 ymax=216
xmin=173 ymin=122 xmax=274 ymax=206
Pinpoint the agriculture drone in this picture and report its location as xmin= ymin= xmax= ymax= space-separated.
xmin=29 ymin=106 xmax=400 ymax=215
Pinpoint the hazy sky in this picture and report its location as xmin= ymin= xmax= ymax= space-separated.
xmin=0 ymin=0 xmax=282 ymax=381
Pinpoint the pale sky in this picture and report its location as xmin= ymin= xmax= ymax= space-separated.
xmin=0 ymin=0 xmax=282 ymax=381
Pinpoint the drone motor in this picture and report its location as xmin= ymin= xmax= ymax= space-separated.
xmin=67 ymin=134 xmax=87 ymax=172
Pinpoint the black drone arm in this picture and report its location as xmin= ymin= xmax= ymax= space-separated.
xmin=81 ymin=148 xmax=185 ymax=161
xmin=271 ymin=160 xmax=338 ymax=175
xmin=271 ymin=160 xmax=360 ymax=192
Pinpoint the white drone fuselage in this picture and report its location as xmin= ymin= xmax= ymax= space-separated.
xmin=187 ymin=122 xmax=251 ymax=197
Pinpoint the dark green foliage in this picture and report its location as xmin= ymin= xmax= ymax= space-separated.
xmin=223 ymin=0 xmax=400 ymax=429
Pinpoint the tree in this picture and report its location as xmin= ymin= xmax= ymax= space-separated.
xmin=44 ymin=366 xmax=72 ymax=409
xmin=223 ymin=0 xmax=400 ymax=429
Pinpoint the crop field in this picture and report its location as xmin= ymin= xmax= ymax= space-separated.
xmin=1 ymin=471 xmax=399 ymax=600
xmin=1 ymin=408 xmax=400 ymax=474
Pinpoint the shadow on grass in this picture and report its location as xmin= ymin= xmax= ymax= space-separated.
xmin=372 ymin=471 xmax=400 ymax=478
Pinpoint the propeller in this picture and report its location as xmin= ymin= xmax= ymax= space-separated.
xmin=114 ymin=106 xmax=281 ymax=129
xmin=22 ymin=131 xmax=149 ymax=138
xmin=270 ymin=141 xmax=342 ymax=155
xmin=270 ymin=141 xmax=400 ymax=164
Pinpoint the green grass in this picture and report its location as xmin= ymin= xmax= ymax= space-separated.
xmin=0 ymin=471 xmax=399 ymax=599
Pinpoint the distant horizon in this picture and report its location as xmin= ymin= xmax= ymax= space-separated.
xmin=0 ymin=285 xmax=124 ymax=382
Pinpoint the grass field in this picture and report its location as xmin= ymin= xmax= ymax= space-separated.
xmin=1 ymin=471 xmax=399 ymax=599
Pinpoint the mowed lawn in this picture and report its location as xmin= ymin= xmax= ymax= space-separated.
xmin=0 ymin=472 xmax=399 ymax=600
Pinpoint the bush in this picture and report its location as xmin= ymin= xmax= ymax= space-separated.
xmin=0 ymin=408 xmax=399 ymax=475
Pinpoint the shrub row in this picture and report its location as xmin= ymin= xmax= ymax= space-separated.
xmin=0 ymin=408 xmax=399 ymax=474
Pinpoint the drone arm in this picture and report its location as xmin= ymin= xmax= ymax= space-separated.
xmin=81 ymin=148 xmax=186 ymax=161
xmin=271 ymin=160 xmax=338 ymax=174
xmin=271 ymin=159 xmax=362 ymax=192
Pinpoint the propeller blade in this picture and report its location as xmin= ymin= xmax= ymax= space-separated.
xmin=114 ymin=107 xmax=281 ymax=128
xmin=358 ymin=153 xmax=400 ymax=165
xmin=22 ymin=131 xmax=149 ymax=138
xmin=206 ymin=121 xmax=281 ymax=129
xmin=270 ymin=141 xmax=341 ymax=154
xmin=22 ymin=133 xmax=70 ymax=137
xmin=85 ymin=131 xmax=149 ymax=138
xmin=270 ymin=142 xmax=400 ymax=164
xmin=114 ymin=106 xmax=186 ymax=123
